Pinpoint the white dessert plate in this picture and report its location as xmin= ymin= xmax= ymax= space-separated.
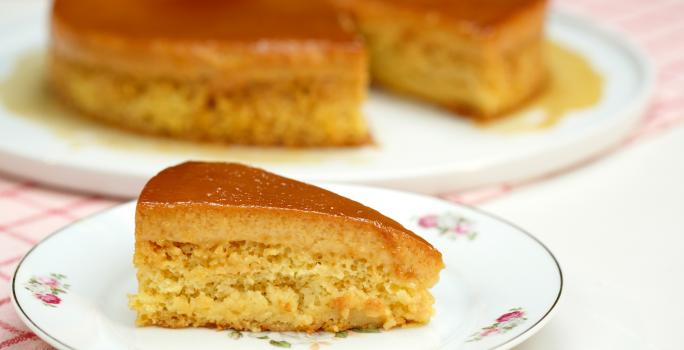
xmin=11 ymin=184 xmax=562 ymax=350
xmin=0 ymin=3 xmax=653 ymax=196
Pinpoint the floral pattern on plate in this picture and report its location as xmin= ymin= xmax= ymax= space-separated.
xmin=416 ymin=212 xmax=477 ymax=240
xmin=229 ymin=328 xmax=380 ymax=349
xmin=467 ymin=307 xmax=528 ymax=342
xmin=11 ymin=191 xmax=562 ymax=350
xmin=24 ymin=273 xmax=69 ymax=307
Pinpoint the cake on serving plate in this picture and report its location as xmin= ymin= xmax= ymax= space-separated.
xmin=129 ymin=161 xmax=444 ymax=332
xmin=336 ymin=0 xmax=548 ymax=119
xmin=49 ymin=0 xmax=369 ymax=147
xmin=49 ymin=0 xmax=549 ymax=145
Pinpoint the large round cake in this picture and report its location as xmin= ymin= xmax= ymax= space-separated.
xmin=50 ymin=0 xmax=547 ymax=146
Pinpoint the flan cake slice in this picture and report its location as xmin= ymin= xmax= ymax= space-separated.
xmin=50 ymin=0 xmax=369 ymax=146
xmin=337 ymin=0 xmax=548 ymax=118
xmin=129 ymin=162 xmax=443 ymax=331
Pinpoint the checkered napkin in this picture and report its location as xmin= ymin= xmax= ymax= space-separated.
xmin=2 ymin=0 xmax=684 ymax=348
xmin=0 ymin=181 xmax=114 ymax=349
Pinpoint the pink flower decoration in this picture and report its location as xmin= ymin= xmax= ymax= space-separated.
xmin=452 ymin=224 xmax=469 ymax=234
xmin=468 ymin=307 xmax=526 ymax=342
xmin=36 ymin=293 xmax=61 ymax=305
xmin=497 ymin=310 xmax=524 ymax=322
xmin=38 ymin=277 xmax=59 ymax=288
xmin=418 ymin=215 xmax=439 ymax=228
xmin=480 ymin=328 xmax=499 ymax=337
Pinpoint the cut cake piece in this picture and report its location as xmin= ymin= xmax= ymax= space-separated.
xmin=337 ymin=0 xmax=548 ymax=118
xmin=129 ymin=161 xmax=444 ymax=332
xmin=50 ymin=0 xmax=369 ymax=146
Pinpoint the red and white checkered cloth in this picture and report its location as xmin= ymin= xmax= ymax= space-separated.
xmin=2 ymin=0 xmax=684 ymax=348
xmin=0 ymin=182 xmax=114 ymax=349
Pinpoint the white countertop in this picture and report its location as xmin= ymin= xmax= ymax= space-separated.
xmin=482 ymin=125 xmax=684 ymax=350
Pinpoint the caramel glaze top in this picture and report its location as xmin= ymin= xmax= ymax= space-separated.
xmin=52 ymin=0 xmax=355 ymax=43
xmin=364 ymin=0 xmax=545 ymax=29
xmin=139 ymin=161 xmax=432 ymax=246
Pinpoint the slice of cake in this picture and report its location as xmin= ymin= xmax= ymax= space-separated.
xmin=129 ymin=161 xmax=444 ymax=332
xmin=336 ymin=0 xmax=548 ymax=119
xmin=50 ymin=0 xmax=369 ymax=147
